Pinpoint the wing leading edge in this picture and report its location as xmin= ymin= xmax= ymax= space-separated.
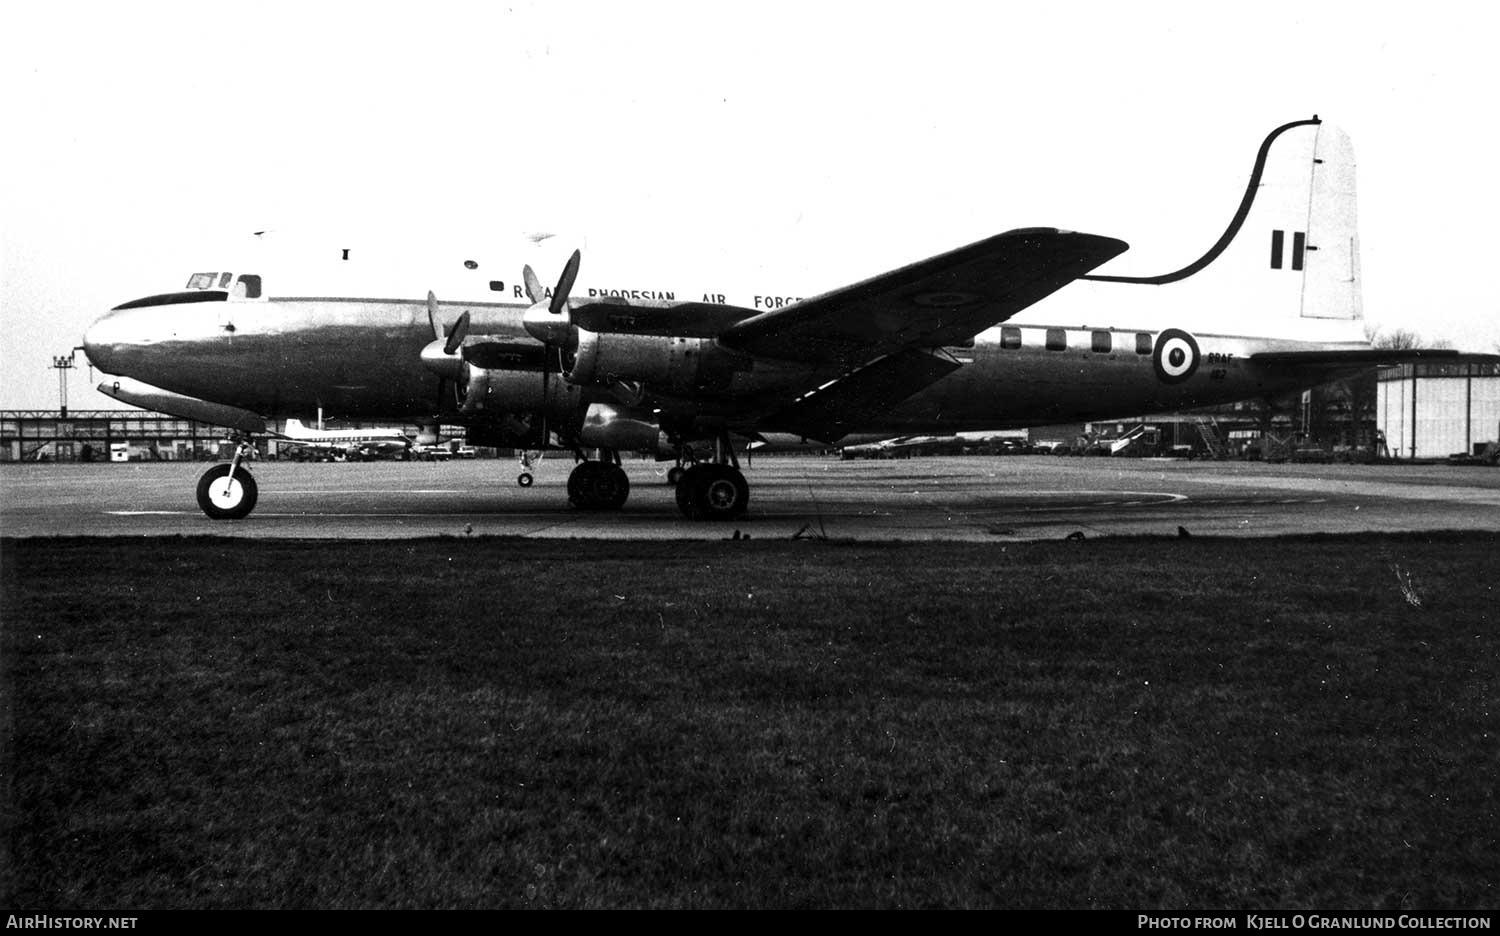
xmin=719 ymin=228 xmax=1129 ymax=368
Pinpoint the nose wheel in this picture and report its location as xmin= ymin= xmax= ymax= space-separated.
xmin=196 ymin=461 xmax=258 ymax=520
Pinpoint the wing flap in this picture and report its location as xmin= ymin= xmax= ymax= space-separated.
xmin=761 ymin=347 xmax=964 ymax=443
xmin=720 ymin=228 xmax=1127 ymax=367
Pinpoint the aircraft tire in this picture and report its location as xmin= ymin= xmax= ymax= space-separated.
xmin=599 ymin=464 xmax=630 ymax=509
xmin=518 ymin=472 xmax=533 ymax=487
xmin=196 ymin=464 xmax=259 ymax=520
xmin=567 ymin=462 xmax=599 ymax=507
xmin=675 ymin=465 xmax=704 ymax=517
xmin=568 ymin=462 xmax=628 ymax=510
xmin=667 ymin=465 xmax=685 ymax=486
xmin=678 ymin=464 xmax=748 ymax=521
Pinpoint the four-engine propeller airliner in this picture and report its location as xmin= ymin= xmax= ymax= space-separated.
xmin=278 ymin=418 xmax=412 ymax=462
xmin=81 ymin=117 xmax=1462 ymax=521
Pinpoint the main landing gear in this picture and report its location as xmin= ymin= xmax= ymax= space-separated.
xmin=674 ymin=433 xmax=748 ymax=521
xmin=196 ymin=439 xmax=258 ymax=520
xmin=567 ymin=449 xmax=630 ymax=510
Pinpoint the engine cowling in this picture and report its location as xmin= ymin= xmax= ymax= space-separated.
xmin=566 ymin=330 xmax=738 ymax=395
xmin=461 ymin=365 xmax=582 ymax=418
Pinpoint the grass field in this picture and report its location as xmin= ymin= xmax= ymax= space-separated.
xmin=2 ymin=533 xmax=1497 ymax=909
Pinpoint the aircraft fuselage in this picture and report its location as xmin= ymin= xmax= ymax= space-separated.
xmin=83 ymin=291 xmax=1363 ymax=434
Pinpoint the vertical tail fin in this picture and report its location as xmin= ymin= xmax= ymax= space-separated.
xmin=1299 ymin=124 xmax=1361 ymax=321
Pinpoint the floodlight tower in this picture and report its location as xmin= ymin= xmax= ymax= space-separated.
xmin=51 ymin=353 xmax=75 ymax=418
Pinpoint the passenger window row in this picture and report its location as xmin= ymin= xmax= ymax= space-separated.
xmin=998 ymin=326 xmax=1153 ymax=354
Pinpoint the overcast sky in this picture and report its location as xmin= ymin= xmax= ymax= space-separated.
xmin=3 ymin=0 xmax=1497 ymax=410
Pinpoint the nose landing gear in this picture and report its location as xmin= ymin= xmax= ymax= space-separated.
xmin=196 ymin=439 xmax=258 ymax=520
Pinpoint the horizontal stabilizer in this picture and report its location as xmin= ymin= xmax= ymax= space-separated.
xmin=1250 ymin=348 xmax=1480 ymax=368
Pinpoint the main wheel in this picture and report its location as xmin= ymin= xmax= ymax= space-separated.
xmin=678 ymin=464 xmax=748 ymax=521
xmin=517 ymin=472 xmax=534 ymax=487
xmin=567 ymin=462 xmax=629 ymax=510
xmin=675 ymin=464 xmax=704 ymax=516
xmin=567 ymin=462 xmax=600 ymax=507
xmin=596 ymin=464 xmax=630 ymax=509
xmin=667 ymin=465 xmax=685 ymax=486
xmin=196 ymin=464 xmax=259 ymax=520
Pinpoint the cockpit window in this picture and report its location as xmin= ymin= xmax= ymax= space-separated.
xmin=219 ymin=272 xmax=234 ymax=288
xmin=233 ymin=274 xmax=262 ymax=299
xmin=186 ymin=272 xmax=220 ymax=289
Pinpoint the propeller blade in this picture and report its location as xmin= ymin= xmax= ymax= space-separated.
xmin=427 ymin=292 xmax=442 ymax=341
xmin=550 ymin=249 xmax=581 ymax=316
xmin=523 ymin=265 xmax=544 ymax=305
xmin=424 ymin=291 xmax=469 ymax=411
xmin=522 ymin=249 xmax=583 ymax=349
xmin=443 ymin=311 xmax=471 ymax=355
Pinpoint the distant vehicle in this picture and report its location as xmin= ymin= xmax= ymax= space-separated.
xmin=841 ymin=431 xmax=1028 ymax=459
xmin=413 ymin=441 xmax=478 ymax=461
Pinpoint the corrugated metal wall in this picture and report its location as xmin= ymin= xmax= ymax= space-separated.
xmin=1376 ymin=363 xmax=1500 ymax=458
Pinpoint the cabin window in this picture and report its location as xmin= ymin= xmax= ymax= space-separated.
xmin=1045 ymin=328 xmax=1067 ymax=351
xmin=1136 ymin=332 xmax=1153 ymax=354
xmin=1000 ymin=326 xmax=1022 ymax=350
xmin=233 ymin=274 xmax=262 ymax=299
xmin=186 ymin=272 xmax=220 ymax=290
xmin=1091 ymin=330 xmax=1112 ymax=353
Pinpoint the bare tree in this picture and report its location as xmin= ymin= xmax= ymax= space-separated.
xmin=1365 ymin=326 xmax=1425 ymax=349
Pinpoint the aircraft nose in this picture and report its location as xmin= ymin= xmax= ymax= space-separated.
xmin=82 ymin=308 xmax=128 ymax=373
xmin=81 ymin=306 xmax=141 ymax=375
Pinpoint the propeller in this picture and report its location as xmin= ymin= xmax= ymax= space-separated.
xmin=429 ymin=291 xmax=471 ymax=353
xmin=522 ymin=249 xmax=582 ymax=349
xmin=420 ymin=291 xmax=471 ymax=409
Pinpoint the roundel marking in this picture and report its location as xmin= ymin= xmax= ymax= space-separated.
xmin=912 ymin=291 xmax=981 ymax=308
xmin=1152 ymin=328 xmax=1200 ymax=384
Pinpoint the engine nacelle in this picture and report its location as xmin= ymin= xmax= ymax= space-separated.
xmin=567 ymin=330 xmax=737 ymax=395
xmin=461 ymin=365 xmax=582 ymax=418
xmin=577 ymin=402 xmax=673 ymax=457
xmin=459 ymin=367 xmax=582 ymax=449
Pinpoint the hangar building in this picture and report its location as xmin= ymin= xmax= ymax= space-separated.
xmin=1376 ymin=361 xmax=1500 ymax=459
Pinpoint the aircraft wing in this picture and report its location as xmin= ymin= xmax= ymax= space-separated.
xmin=760 ymin=347 xmax=966 ymax=442
xmin=718 ymin=228 xmax=1128 ymax=369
